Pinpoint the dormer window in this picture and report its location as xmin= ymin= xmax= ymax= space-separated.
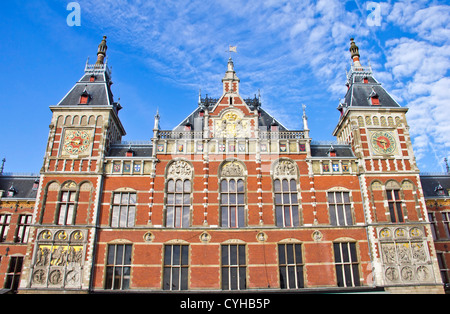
xmin=7 ymin=185 xmax=16 ymax=197
xmin=328 ymin=145 xmax=337 ymax=157
xmin=126 ymin=149 xmax=135 ymax=157
xmin=435 ymin=184 xmax=446 ymax=196
xmin=80 ymin=87 xmax=90 ymax=105
xmin=33 ymin=179 xmax=40 ymax=190
xmin=90 ymin=75 xmax=96 ymax=82
xmin=371 ymin=96 xmax=380 ymax=106
xmin=363 ymin=77 xmax=369 ymax=84
xmin=368 ymin=88 xmax=380 ymax=106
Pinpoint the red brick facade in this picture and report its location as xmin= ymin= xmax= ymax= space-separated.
xmin=13 ymin=38 xmax=445 ymax=294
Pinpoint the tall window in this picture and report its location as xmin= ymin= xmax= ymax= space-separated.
xmin=58 ymin=191 xmax=76 ymax=225
xmin=334 ymin=242 xmax=360 ymax=288
xmin=4 ymin=257 xmax=23 ymax=293
xmin=165 ymin=160 xmax=193 ymax=228
xmin=166 ymin=180 xmax=191 ymax=228
xmin=221 ymin=244 xmax=246 ymax=290
xmin=443 ymin=212 xmax=450 ymax=239
xmin=437 ymin=253 xmax=449 ymax=284
xmin=428 ymin=213 xmax=438 ymax=240
xmin=0 ymin=214 xmax=11 ymax=242
xmin=163 ymin=245 xmax=189 ymax=291
xmin=278 ymin=244 xmax=304 ymax=289
xmin=105 ymin=244 xmax=132 ymax=290
xmin=220 ymin=179 xmax=245 ymax=228
xmin=386 ymin=189 xmax=404 ymax=223
xmin=327 ymin=191 xmax=353 ymax=226
xmin=274 ymin=179 xmax=299 ymax=227
xmin=111 ymin=192 xmax=137 ymax=228
xmin=15 ymin=215 xmax=32 ymax=243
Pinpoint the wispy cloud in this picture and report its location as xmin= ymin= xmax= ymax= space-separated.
xmin=76 ymin=0 xmax=449 ymax=171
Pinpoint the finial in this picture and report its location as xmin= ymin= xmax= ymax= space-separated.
xmin=349 ymin=38 xmax=360 ymax=58
xmin=445 ymin=158 xmax=449 ymax=174
xmin=349 ymin=38 xmax=362 ymax=68
xmin=96 ymin=36 xmax=108 ymax=65
xmin=227 ymin=57 xmax=234 ymax=72
xmin=302 ymin=104 xmax=309 ymax=131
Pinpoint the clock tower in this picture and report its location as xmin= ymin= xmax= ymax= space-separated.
xmin=21 ymin=37 xmax=126 ymax=293
xmin=333 ymin=39 xmax=442 ymax=291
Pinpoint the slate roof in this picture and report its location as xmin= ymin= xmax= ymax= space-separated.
xmin=0 ymin=175 xmax=40 ymax=200
xmin=310 ymin=144 xmax=355 ymax=158
xmin=55 ymin=66 xmax=122 ymax=115
xmin=420 ymin=174 xmax=450 ymax=198
xmin=343 ymin=69 xmax=401 ymax=109
xmin=107 ymin=143 xmax=153 ymax=158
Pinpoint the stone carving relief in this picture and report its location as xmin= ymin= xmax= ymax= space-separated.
xmin=378 ymin=226 xmax=436 ymax=285
xmin=274 ymin=160 xmax=297 ymax=177
xmin=167 ymin=160 xmax=193 ymax=179
xmin=214 ymin=110 xmax=250 ymax=138
xmin=31 ymin=229 xmax=87 ymax=289
xmin=221 ymin=161 xmax=245 ymax=177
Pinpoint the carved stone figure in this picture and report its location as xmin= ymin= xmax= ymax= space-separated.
xmin=168 ymin=161 xmax=192 ymax=178
xmin=382 ymin=244 xmax=396 ymax=264
xmin=274 ymin=160 xmax=297 ymax=177
xmin=221 ymin=161 xmax=244 ymax=177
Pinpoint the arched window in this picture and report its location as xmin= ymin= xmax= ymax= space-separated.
xmin=220 ymin=161 xmax=246 ymax=228
xmin=273 ymin=159 xmax=300 ymax=228
xmin=165 ymin=160 xmax=193 ymax=228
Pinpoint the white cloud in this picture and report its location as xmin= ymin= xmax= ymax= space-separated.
xmin=76 ymin=0 xmax=449 ymax=170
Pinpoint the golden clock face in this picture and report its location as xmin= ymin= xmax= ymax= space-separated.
xmin=371 ymin=131 xmax=397 ymax=155
xmin=62 ymin=129 xmax=92 ymax=156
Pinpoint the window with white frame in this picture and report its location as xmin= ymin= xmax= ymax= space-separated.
xmin=221 ymin=244 xmax=246 ymax=290
xmin=327 ymin=191 xmax=353 ymax=226
xmin=278 ymin=243 xmax=304 ymax=289
xmin=220 ymin=161 xmax=246 ymax=228
xmin=15 ymin=215 xmax=32 ymax=243
xmin=273 ymin=159 xmax=300 ymax=228
xmin=111 ymin=192 xmax=137 ymax=228
xmin=334 ymin=242 xmax=360 ymax=288
xmin=0 ymin=214 xmax=11 ymax=242
xmin=166 ymin=179 xmax=191 ymax=228
xmin=443 ymin=212 xmax=450 ymax=239
xmin=274 ymin=179 xmax=300 ymax=227
xmin=165 ymin=160 xmax=193 ymax=228
xmin=57 ymin=190 xmax=76 ymax=225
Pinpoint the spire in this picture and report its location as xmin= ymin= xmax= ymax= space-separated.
xmin=222 ymin=57 xmax=240 ymax=95
xmin=96 ymin=36 xmax=108 ymax=65
xmin=0 ymin=158 xmax=5 ymax=175
xmin=445 ymin=158 xmax=450 ymax=174
xmin=349 ymin=38 xmax=362 ymax=68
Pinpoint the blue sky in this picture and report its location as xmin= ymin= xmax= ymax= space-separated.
xmin=0 ymin=0 xmax=449 ymax=173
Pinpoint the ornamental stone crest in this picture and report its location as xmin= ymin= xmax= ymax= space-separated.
xmin=215 ymin=110 xmax=250 ymax=138
xmin=167 ymin=160 xmax=193 ymax=179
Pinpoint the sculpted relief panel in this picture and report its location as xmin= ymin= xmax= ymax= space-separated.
xmin=214 ymin=110 xmax=251 ymax=139
xmin=377 ymin=226 xmax=436 ymax=285
xmin=31 ymin=229 xmax=87 ymax=289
